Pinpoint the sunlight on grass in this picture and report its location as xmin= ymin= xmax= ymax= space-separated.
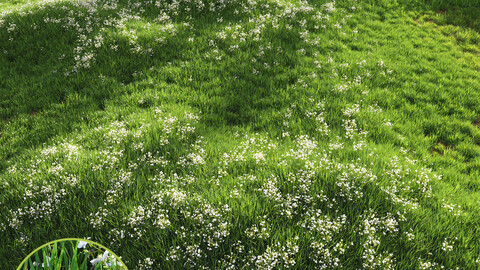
xmin=1 ymin=0 xmax=480 ymax=269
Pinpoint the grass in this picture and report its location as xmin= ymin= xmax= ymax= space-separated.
xmin=1 ymin=0 xmax=480 ymax=269
xmin=17 ymin=239 xmax=126 ymax=269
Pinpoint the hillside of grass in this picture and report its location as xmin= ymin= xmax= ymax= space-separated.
xmin=1 ymin=0 xmax=480 ymax=269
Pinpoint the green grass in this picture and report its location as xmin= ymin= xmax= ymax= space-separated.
xmin=17 ymin=239 xmax=125 ymax=269
xmin=1 ymin=0 xmax=480 ymax=269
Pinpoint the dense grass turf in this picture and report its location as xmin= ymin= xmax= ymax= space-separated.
xmin=1 ymin=0 xmax=480 ymax=269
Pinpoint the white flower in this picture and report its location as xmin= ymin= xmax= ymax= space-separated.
xmin=77 ymin=241 xmax=87 ymax=249
xmin=91 ymin=251 xmax=109 ymax=265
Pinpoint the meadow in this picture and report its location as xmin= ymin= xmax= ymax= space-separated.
xmin=1 ymin=0 xmax=480 ymax=269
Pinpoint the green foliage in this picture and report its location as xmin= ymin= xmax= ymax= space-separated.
xmin=18 ymin=240 xmax=125 ymax=270
xmin=1 ymin=0 xmax=480 ymax=269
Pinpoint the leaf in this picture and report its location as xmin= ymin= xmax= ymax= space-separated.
xmin=26 ymin=258 xmax=33 ymax=270
xmin=42 ymin=248 xmax=48 ymax=270
xmin=50 ymin=243 xmax=57 ymax=270
xmin=70 ymin=253 xmax=78 ymax=270
xmin=80 ymin=253 xmax=88 ymax=269
xmin=62 ymin=244 xmax=70 ymax=267
xmin=34 ymin=251 xmax=41 ymax=268
xmin=55 ymin=242 xmax=66 ymax=270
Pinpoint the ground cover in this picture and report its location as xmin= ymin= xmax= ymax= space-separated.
xmin=1 ymin=0 xmax=480 ymax=269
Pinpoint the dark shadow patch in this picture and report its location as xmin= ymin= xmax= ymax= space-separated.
xmin=401 ymin=0 xmax=480 ymax=32
xmin=473 ymin=116 xmax=480 ymax=127
xmin=432 ymin=140 xmax=451 ymax=156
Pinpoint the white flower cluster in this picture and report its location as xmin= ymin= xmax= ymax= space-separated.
xmin=360 ymin=210 xmax=396 ymax=269
xmin=105 ymin=121 xmax=129 ymax=145
xmin=88 ymin=207 xmax=110 ymax=229
xmin=285 ymin=135 xmax=318 ymax=160
xmin=126 ymin=205 xmax=151 ymax=227
xmin=343 ymin=103 xmax=361 ymax=118
xmin=221 ymin=133 xmax=277 ymax=167
xmin=251 ymin=240 xmax=300 ymax=270
xmin=252 ymin=151 xmax=266 ymax=164
xmin=136 ymin=257 xmax=154 ymax=270
xmin=153 ymin=212 xmax=170 ymax=229
xmin=167 ymin=188 xmax=188 ymax=208
xmin=303 ymin=210 xmax=347 ymax=268
xmin=305 ymin=99 xmax=330 ymax=136
xmin=441 ymin=199 xmax=463 ymax=217
xmin=8 ymin=184 xmax=66 ymax=229
xmin=322 ymin=1 xmax=336 ymax=13
xmin=259 ymin=175 xmax=282 ymax=202
xmin=441 ymin=238 xmax=455 ymax=252
xmin=419 ymin=259 xmax=440 ymax=270
xmin=245 ymin=219 xmax=270 ymax=239
xmin=165 ymin=246 xmax=181 ymax=262
xmin=253 ymin=246 xmax=280 ymax=270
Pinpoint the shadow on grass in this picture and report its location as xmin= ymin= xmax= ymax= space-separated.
xmin=0 ymin=0 xmax=305 ymax=171
xmin=396 ymin=0 xmax=480 ymax=31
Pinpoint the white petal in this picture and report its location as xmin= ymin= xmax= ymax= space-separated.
xmin=90 ymin=257 xmax=102 ymax=265
xmin=77 ymin=241 xmax=87 ymax=249
xmin=102 ymin=250 xmax=109 ymax=260
xmin=91 ymin=251 xmax=109 ymax=265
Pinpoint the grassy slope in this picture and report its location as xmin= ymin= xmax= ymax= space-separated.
xmin=1 ymin=0 xmax=480 ymax=269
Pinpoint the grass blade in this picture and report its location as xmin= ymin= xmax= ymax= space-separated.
xmin=26 ymin=258 xmax=33 ymax=270
xmin=50 ymin=243 xmax=57 ymax=270
xmin=80 ymin=252 xmax=87 ymax=270
xmin=70 ymin=240 xmax=79 ymax=270
xmin=42 ymin=247 xmax=48 ymax=270
xmin=34 ymin=251 xmax=41 ymax=269
xmin=55 ymin=242 xmax=65 ymax=270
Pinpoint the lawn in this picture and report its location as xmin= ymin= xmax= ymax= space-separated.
xmin=1 ymin=0 xmax=480 ymax=269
